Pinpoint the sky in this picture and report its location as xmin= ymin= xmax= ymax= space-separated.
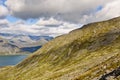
xmin=0 ymin=0 xmax=120 ymax=37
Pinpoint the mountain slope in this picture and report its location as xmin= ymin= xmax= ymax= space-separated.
xmin=0 ymin=17 xmax=120 ymax=80
xmin=0 ymin=37 xmax=23 ymax=55
xmin=8 ymin=35 xmax=49 ymax=48
xmin=0 ymin=33 xmax=53 ymax=48
xmin=0 ymin=35 xmax=53 ymax=54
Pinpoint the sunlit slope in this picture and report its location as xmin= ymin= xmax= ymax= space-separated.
xmin=0 ymin=17 xmax=120 ymax=80
xmin=0 ymin=37 xmax=21 ymax=55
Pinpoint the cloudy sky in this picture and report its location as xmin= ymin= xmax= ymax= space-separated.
xmin=0 ymin=0 xmax=120 ymax=37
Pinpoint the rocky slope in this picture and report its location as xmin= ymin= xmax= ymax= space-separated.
xmin=0 ymin=17 xmax=120 ymax=80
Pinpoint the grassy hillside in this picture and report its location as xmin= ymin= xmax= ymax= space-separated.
xmin=0 ymin=17 xmax=120 ymax=80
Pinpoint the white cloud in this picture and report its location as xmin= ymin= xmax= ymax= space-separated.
xmin=36 ymin=18 xmax=62 ymax=26
xmin=95 ymin=0 xmax=120 ymax=21
xmin=0 ymin=5 xmax=8 ymax=18
xmin=0 ymin=20 xmax=38 ymax=34
xmin=6 ymin=0 xmax=114 ymax=23
xmin=78 ymin=0 xmax=120 ymax=23
xmin=1 ymin=0 xmax=119 ymax=37
xmin=35 ymin=18 xmax=80 ymax=36
xmin=0 ymin=19 xmax=9 ymax=24
xmin=0 ymin=19 xmax=10 ymax=28
xmin=0 ymin=18 xmax=81 ymax=37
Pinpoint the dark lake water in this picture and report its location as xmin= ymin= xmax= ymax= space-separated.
xmin=0 ymin=55 xmax=28 ymax=66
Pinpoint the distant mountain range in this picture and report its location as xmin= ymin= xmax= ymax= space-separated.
xmin=0 ymin=33 xmax=53 ymax=41
xmin=0 ymin=33 xmax=53 ymax=55
xmin=0 ymin=37 xmax=22 ymax=55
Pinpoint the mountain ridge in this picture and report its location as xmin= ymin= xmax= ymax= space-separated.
xmin=0 ymin=34 xmax=53 ymax=55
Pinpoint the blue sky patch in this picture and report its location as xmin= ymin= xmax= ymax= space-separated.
xmin=26 ymin=18 xmax=39 ymax=25
xmin=6 ymin=15 xmax=19 ymax=23
xmin=0 ymin=0 xmax=6 ymax=6
xmin=96 ymin=6 xmax=103 ymax=12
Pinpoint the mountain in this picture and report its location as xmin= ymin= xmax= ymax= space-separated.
xmin=8 ymin=35 xmax=48 ymax=48
xmin=0 ymin=34 xmax=53 ymax=54
xmin=0 ymin=33 xmax=53 ymax=41
xmin=0 ymin=33 xmax=53 ymax=47
xmin=0 ymin=17 xmax=120 ymax=80
xmin=0 ymin=37 xmax=25 ymax=55
xmin=29 ymin=35 xmax=53 ymax=41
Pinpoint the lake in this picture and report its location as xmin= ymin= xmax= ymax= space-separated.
xmin=0 ymin=55 xmax=28 ymax=66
